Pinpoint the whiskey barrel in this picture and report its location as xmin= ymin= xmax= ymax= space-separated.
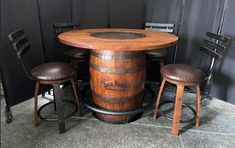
xmin=90 ymin=50 xmax=146 ymax=123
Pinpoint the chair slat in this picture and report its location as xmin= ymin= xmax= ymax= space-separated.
xmin=145 ymin=22 xmax=174 ymax=33
xmin=8 ymin=29 xmax=24 ymax=42
xmin=54 ymin=23 xmax=79 ymax=28
xmin=55 ymin=29 xmax=74 ymax=34
xmin=16 ymin=43 xmax=31 ymax=59
xmin=146 ymin=28 xmax=174 ymax=33
xmin=203 ymin=39 xmax=225 ymax=51
xmin=7 ymin=28 xmax=34 ymax=80
xmin=200 ymin=46 xmax=222 ymax=60
xmin=206 ymin=32 xmax=230 ymax=44
xmin=199 ymin=32 xmax=231 ymax=61
xmin=54 ymin=23 xmax=80 ymax=34
xmin=145 ymin=22 xmax=174 ymax=28
xmin=13 ymin=36 xmax=28 ymax=51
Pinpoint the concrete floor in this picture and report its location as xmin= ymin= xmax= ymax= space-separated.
xmin=1 ymin=84 xmax=235 ymax=148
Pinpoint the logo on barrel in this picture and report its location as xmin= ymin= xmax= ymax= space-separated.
xmin=104 ymin=81 xmax=130 ymax=91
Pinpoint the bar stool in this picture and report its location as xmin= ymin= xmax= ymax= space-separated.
xmin=145 ymin=23 xmax=174 ymax=69
xmin=8 ymin=28 xmax=80 ymax=134
xmin=153 ymin=32 xmax=231 ymax=136
xmin=53 ymin=23 xmax=89 ymax=80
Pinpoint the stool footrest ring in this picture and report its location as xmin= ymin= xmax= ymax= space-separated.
xmin=158 ymin=100 xmax=196 ymax=123
xmin=38 ymin=100 xmax=78 ymax=122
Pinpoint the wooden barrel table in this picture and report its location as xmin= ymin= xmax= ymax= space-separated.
xmin=58 ymin=29 xmax=178 ymax=123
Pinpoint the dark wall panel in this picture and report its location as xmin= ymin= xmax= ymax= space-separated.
xmin=211 ymin=0 xmax=235 ymax=104
xmin=71 ymin=0 xmax=80 ymax=24
xmin=38 ymin=0 xmax=71 ymax=62
xmin=0 ymin=0 xmax=2 ymax=70
xmin=73 ymin=0 xmax=144 ymax=29
xmin=147 ymin=0 xmax=183 ymax=33
xmin=77 ymin=0 xmax=107 ymax=28
xmin=1 ymin=0 xmax=45 ymax=106
xmin=109 ymin=0 xmax=144 ymax=28
xmin=176 ymin=0 xmax=224 ymax=65
xmin=146 ymin=0 xmax=184 ymax=63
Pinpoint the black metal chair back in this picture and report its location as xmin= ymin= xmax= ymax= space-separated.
xmin=145 ymin=23 xmax=174 ymax=33
xmin=53 ymin=23 xmax=80 ymax=34
xmin=8 ymin=29 xmax=33 ymax=79
xmin=8 ymin=29 xmax=30 ymax=59
xmin=197 ymin=32 xmax=231 ymax=75
xmin=199 ymin=32 xmax=230 ymax=61
xmin=197 ymin=32 xmax=231 ymax=97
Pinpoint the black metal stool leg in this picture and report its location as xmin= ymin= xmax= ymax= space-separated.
xmin=70 ymin=77 xmax=80 ymax=112
xmin=53 ymin=84 xmax=65 ymax=134
xmin=5 ymin=106 xmax=13 ymax=124
xmin=52 ymin=88 xmax=57 ymax=111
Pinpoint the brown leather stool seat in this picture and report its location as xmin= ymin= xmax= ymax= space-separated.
xmin=161 ymin=64 xmax=205 ymax=83
xmin=67 ymin=48 xmax=89 ymax=59
xmin=31 ymin=62 xmax=75 ymax=81
xmin=146 ymin=48 xmax=169 ymax=59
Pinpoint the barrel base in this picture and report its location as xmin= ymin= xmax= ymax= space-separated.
xmin=94 ymin=113 xmax=142 ymax=124
xmin=81 ymin=83 xmax=156 ymax=124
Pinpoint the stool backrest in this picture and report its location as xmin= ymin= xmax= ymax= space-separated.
xmin=8 ymin=29 xmax=30 ymax=59
xmin=53 ymin=23 xmax=80 ymax=34
xmin=8 ymin=29 xmax=33 ymax=79
xmin=197 ymin=32 xmax=231 ymax=82
xmin=199 ymin=32 xmax=231 ymax=61
xmin=145 ymin=23 xmax=174 ymax=33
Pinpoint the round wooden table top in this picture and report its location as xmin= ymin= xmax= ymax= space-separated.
xmin=58 ymin=28 xmax=178 ymax=51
